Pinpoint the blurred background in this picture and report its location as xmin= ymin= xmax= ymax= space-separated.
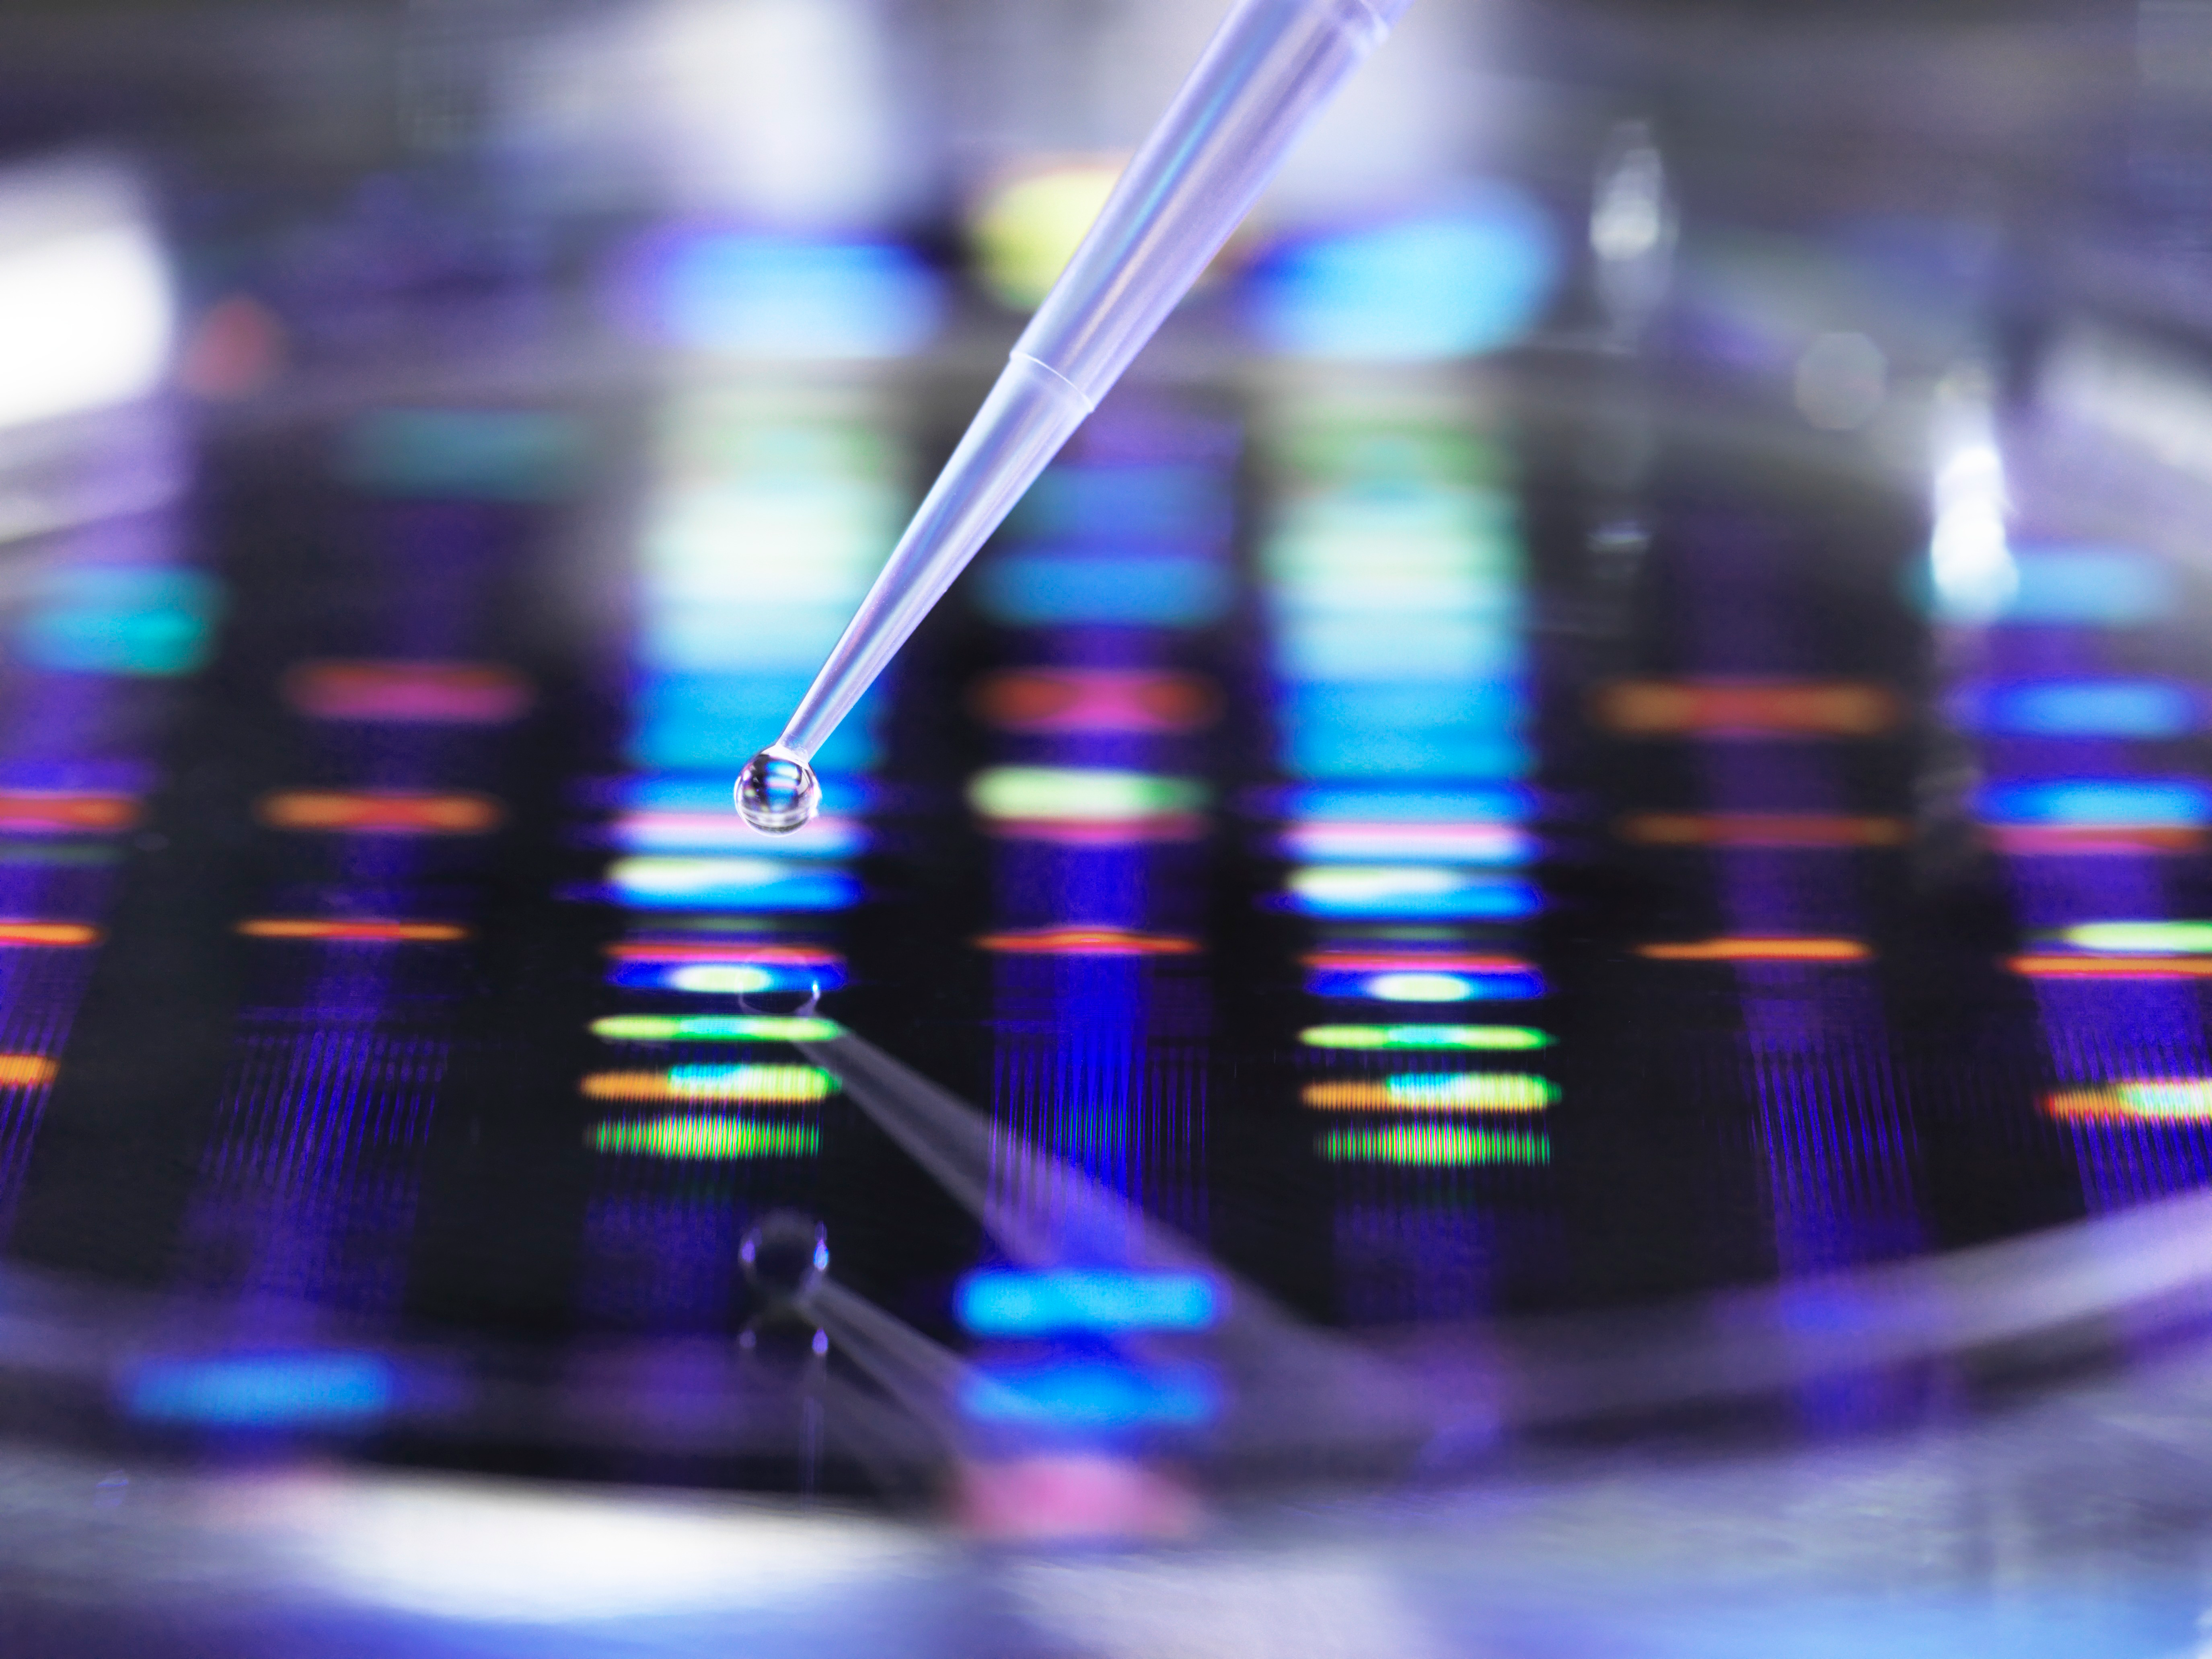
xmin=0 ymin=0 xmax=2167 ymax=404
xmin=11 ymin=2 xmax=2212 ymax=1656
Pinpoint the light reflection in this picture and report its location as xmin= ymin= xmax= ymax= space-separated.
xmin=2042 ymin=322 xmax=2212 ymax=484
xmin=1925 ymin=373 xmax=2015 ymax=623
xmin=0 ymin=162 xmax=171 ymax=431
xmin=801 ymin=1020 xmax=1420 ymax=1458
xmin=234 ymin=1470 xmax=913 ymax=1620
xmin=1590 ymin=120 xmax=1674 ymax=337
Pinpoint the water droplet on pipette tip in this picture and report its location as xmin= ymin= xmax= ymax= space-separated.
xmin=736 ymin=745 xmax=820 ymax=834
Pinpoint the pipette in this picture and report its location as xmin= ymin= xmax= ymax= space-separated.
xmin=737 ymin=0 xmax=1414 ymax=832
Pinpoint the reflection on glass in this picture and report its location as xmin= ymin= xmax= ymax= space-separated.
xmin=0 ymin=162 xmax=171 ymax=433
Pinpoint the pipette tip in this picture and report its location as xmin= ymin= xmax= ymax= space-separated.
xmin=736 ymin=745 xmax=820 ymax=834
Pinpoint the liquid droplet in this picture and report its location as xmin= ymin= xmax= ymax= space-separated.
xmin=741 ymin=1210 xmax=828 ymax=1306
xmin=736 ymin=745 xmax=820 ymax=833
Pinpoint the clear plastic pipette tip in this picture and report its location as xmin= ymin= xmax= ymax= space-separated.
xmin=732 ymin=0 xmax=1408 ymax=826
xmin=737 ymin=745 xmax=820 ymax=834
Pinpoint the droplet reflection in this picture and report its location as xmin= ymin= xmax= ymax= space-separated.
xmin=736 ymin=745 xmax=820 ymax=833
